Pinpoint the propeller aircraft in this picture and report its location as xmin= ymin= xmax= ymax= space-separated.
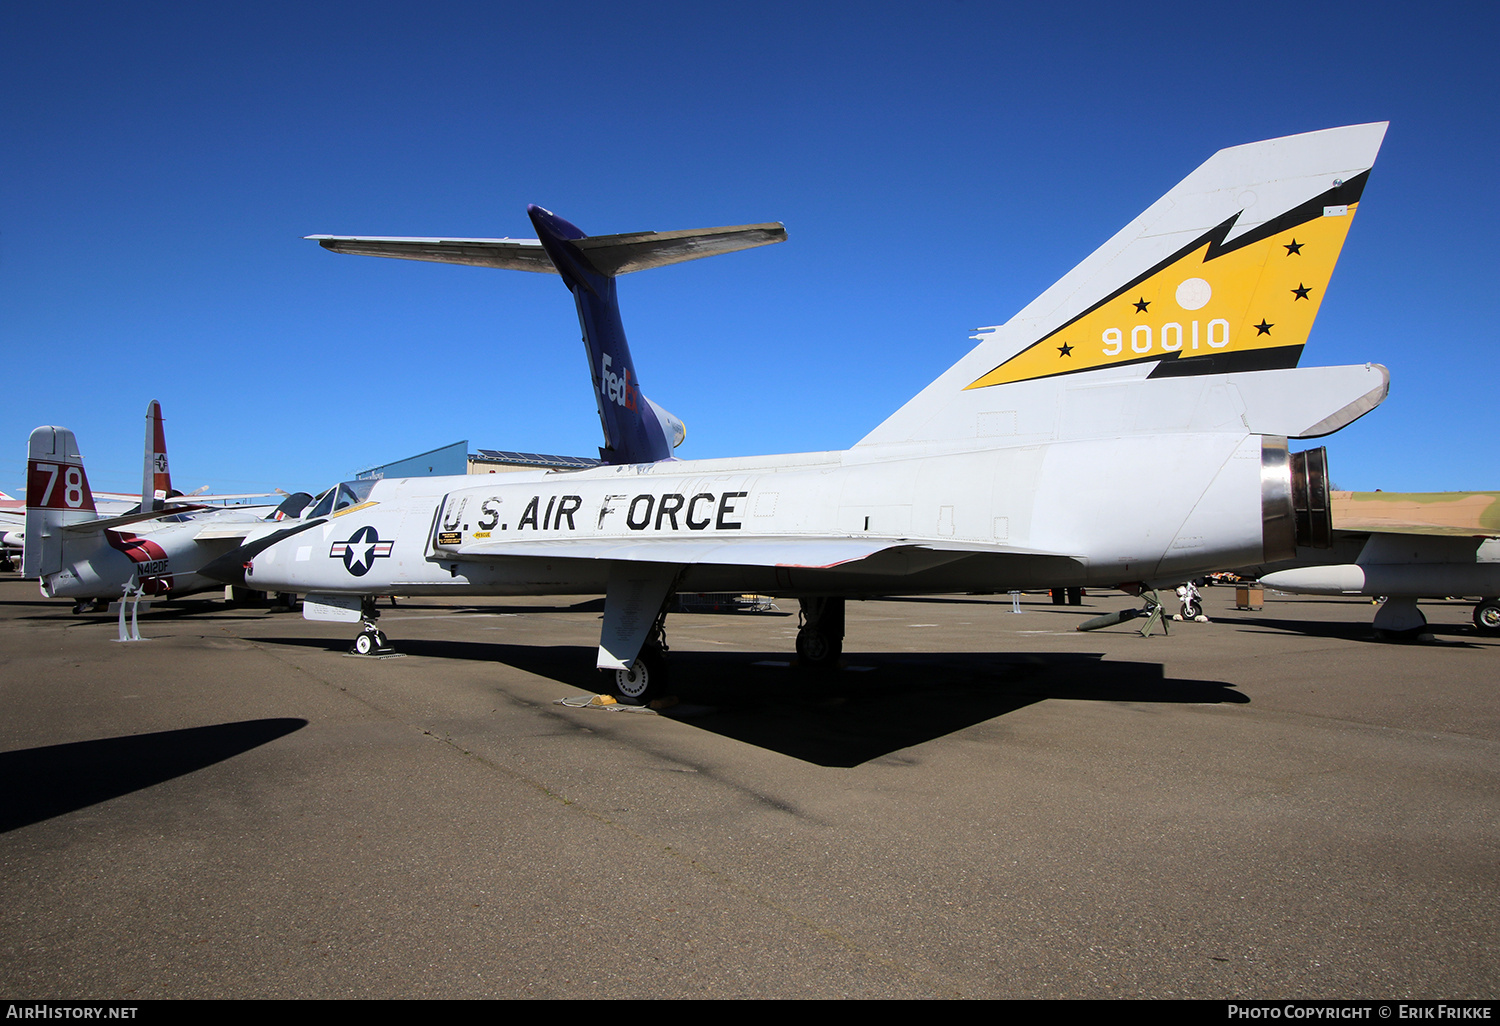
xmin=25 ymin=401 xmax=311 ymax=616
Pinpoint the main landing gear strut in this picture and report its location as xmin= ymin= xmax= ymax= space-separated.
xmin=598 ymin=563 xmax=681 ymax=705
xmin=1370 ymin=596 xmax=1500 ymax=640
xmin=612 ymin=610 xmax=670 ymax=705
xmin=1473 ymin=597 xmax=1500 ymax=636
xmin=796 ymin=596 xmax=846 ymax=668
xmin=606 ymin=592 xmax=851 ymax=703
xmin=350 ymin=597 xmax=396 ymax=656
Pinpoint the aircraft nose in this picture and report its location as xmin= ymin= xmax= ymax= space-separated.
xmin=197 ymin=547 xmax=252 ymax=587
xmin=198 ymin=520 xmax=325 ymax=587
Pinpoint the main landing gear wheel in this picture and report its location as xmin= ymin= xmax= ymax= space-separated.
xmin=795 ymin=596 xmax=846 ymax=669
xmin=1475 ymin=598 xmax=1500 ymax=636
xmin=613 ymin=643 xmax=667 ymax=705
xmin=795 ymin=626 xmax=842 ymax=667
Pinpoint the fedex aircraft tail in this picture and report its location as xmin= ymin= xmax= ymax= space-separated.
xmin=24 ymin=426 xmax=97 ymax=577
xmin=859 ymin=123 xmax=1390 ymax=448
xmin=308 ymin=213 xmax=785 ymax=464
xmin=525 ymin=204 xmax=686 ymax=465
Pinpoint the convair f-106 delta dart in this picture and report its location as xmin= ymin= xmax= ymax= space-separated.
xmin=210 ymin=123 xmax=1392 ymax=702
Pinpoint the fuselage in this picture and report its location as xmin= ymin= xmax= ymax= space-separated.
xmin=38 ymin=507 xmax=272 ymax=599
xmin=244 ymin=430 xmax=1276 ymax=599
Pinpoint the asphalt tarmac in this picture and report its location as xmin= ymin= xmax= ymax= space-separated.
xmin=1 ymin=576 xmax=1495 ymax=999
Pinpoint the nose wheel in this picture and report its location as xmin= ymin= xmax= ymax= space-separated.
xmin=350 ymin=599 xmax=396 ymax=656
xmin=351 ymin=622 xmax=395 ymax=656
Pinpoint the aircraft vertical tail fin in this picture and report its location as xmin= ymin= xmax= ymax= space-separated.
xmin=24 ymin=426 xmax=97 ymax=578
xmin=858 ymin=123 xmax=1389 ymax=447
xmin=526 ymin=205 xmax=685 ymax=464
xmin=308 ymin=213 xmax=783 ymax=464
xmin=142 ymin=400 xmax=172 ymax=513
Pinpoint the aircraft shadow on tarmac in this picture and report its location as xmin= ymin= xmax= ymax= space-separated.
xmin=660 ymin=650 xmax=1246 ymax=766
xmin=1213 ymin=614 xmax=1488 ymax=646
xmin=253 ymin=636 xmax=1244 ymax=767
xmin=0 ymin=718 xmax=307 ymax=833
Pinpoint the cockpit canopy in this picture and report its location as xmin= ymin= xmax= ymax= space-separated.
xmin=305 ymin=479 xmax=378 ymax=519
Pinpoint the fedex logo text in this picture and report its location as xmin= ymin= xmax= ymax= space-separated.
xmin=600 ymin=353 xmax=638 ymax=410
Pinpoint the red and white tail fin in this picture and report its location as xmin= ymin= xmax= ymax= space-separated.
xmin=24 ymin=426 xmax=97 ymax=577
xmin=142 ymin=399 xmax=172 ymax=513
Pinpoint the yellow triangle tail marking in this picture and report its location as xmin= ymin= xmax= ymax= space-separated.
xmin=966 ymin=185 xmax=1364 ymax=390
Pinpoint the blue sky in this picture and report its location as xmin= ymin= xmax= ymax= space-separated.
xmin=3 ymin=1 xmax=1496 ymax=498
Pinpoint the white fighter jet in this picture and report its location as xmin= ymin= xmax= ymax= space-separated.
xmin=1249 ymin=490 xmax=1500 ymax=636
xmin=209 ymin=123 xmax=1392 ymax=702
xmin=25 ymin=400 xmax=311 ymax=612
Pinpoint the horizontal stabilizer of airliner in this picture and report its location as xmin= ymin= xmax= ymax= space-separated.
xmin=307 ymin=222 xmax=785 ymax=276
xmin=311 ymin=210 xmax=781 ymax=466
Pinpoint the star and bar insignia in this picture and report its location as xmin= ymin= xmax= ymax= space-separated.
xmin=330 ymin=525 xmax=394 ymax=576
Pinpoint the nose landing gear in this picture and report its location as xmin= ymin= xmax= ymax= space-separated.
xmin=350 ymin=598 xmax=396 ymax=656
